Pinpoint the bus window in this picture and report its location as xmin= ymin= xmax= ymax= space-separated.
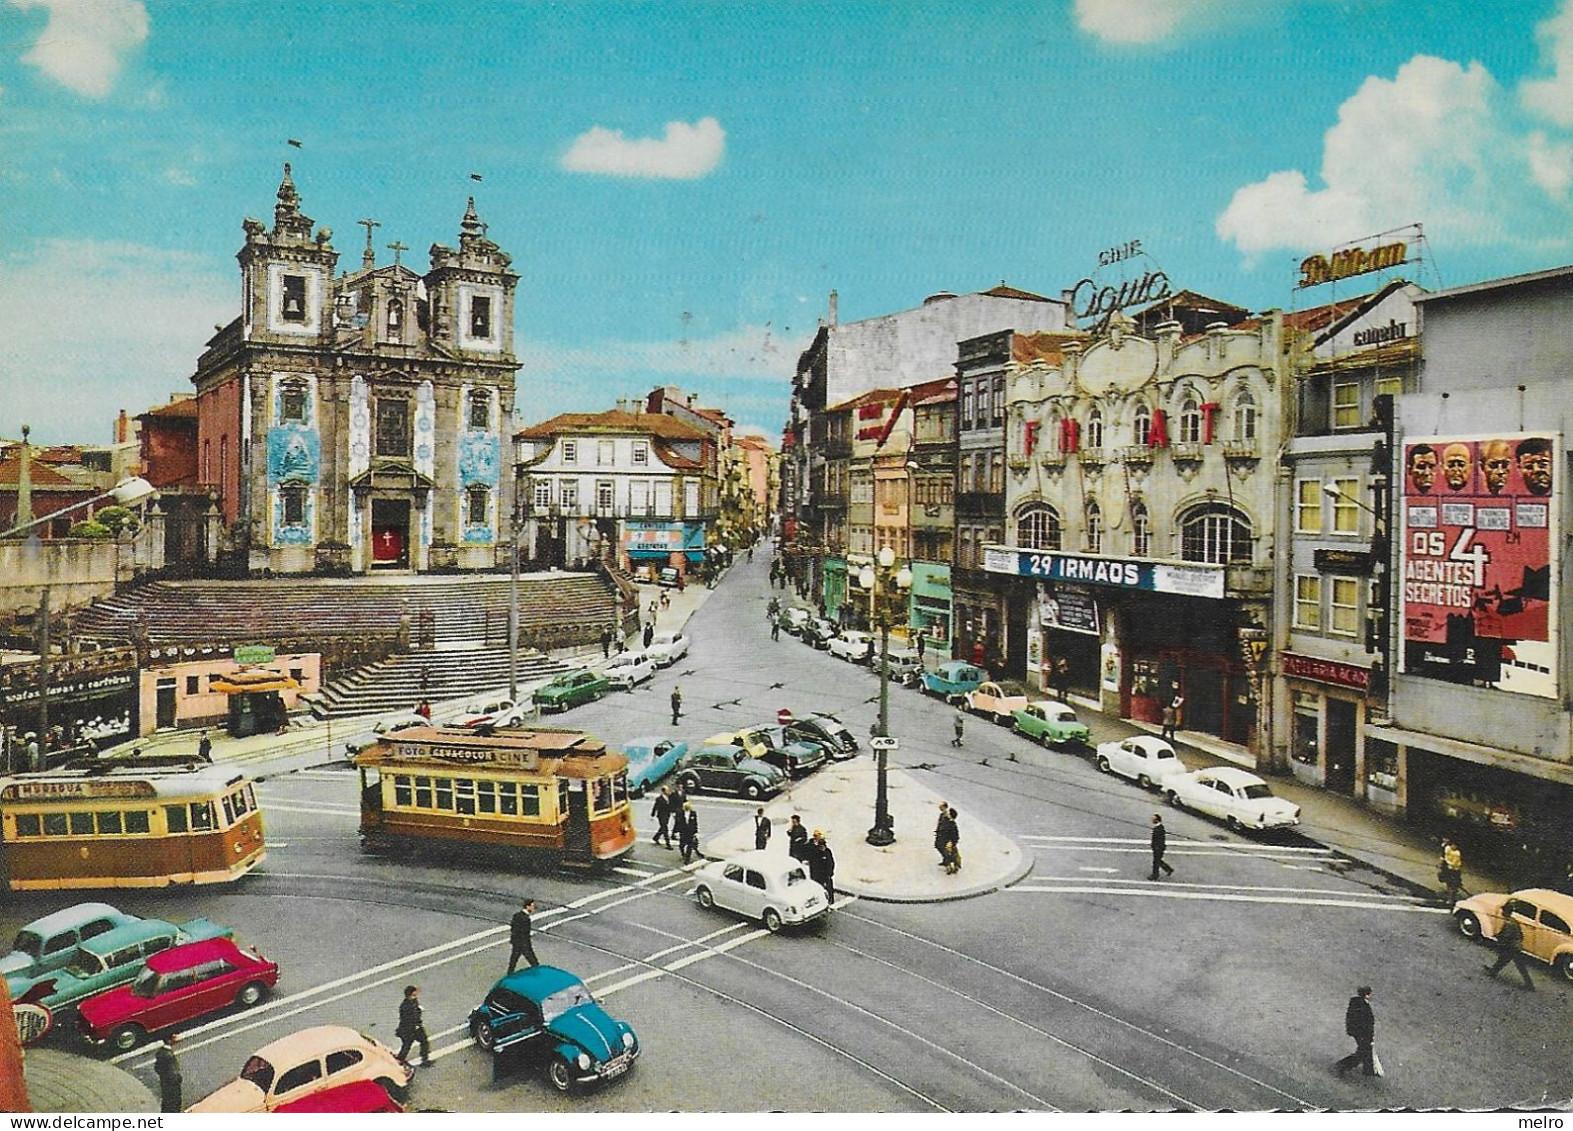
xmin=435 ymin=778 xmax=454 ymax=811
xmin=476 ymin=780 xmax=496 ymax=814
xmin=394 ymin=775 xmax=412 ymax=807
xmin=70 ymin=812 xmax=94 ymax=836
xmin=414 ymin=776 xmax=433 ymax=809
xmin=42 ymin=813 xmax=68 ymax=836
xmin=96 ymin=811 xmax=123 ymax=835
xmin=190 ymin=801 xmax=215 ymax=832
xmin=455 ymin=779 xmax=476 ymax=815
xmin=125 ymin=810 xmax=151 ymax=834
xmin=166 ymin=805 xmax=189 ymax=833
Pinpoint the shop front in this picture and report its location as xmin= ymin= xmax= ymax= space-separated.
xmin=1033 ymin=581 xmax=1103 ymax=696
xmin=909 ymin=562 xmax=952 ymax=657
xmin=623 ymin=520 xmax=706 ymax=578
xmin=1281 ymin=652 xmax=1374 ymax=797
xmin=821 ymin=556 xmax=848 ymax=624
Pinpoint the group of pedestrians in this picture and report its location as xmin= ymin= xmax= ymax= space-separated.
xmin=649 ymin=784 xmax=700 ymax=863
xmin=784 ymin=817 xmax=836 ymax=904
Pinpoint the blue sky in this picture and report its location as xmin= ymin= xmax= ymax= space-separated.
xmin=4 ymin=0 xmax=1573 ymax=446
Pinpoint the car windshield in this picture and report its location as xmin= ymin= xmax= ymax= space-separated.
xmin=1241 ymin=783 xmax=1273 ymax=800
xmin=131 ymin=966 xmax=162 ymax=998
xmin=11 ymin=931 xmax=42 ymax=959
xmin=63 ymin=949 xmax=105 ymax=978
xmin=540 ymin=981 xmax=594 ymax=1022
xmin=240 ymin=1055 xmax=276 ymax=1094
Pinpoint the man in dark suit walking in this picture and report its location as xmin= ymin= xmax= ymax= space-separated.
xmin=1149 ymin=813 xmax=1174 ymax=880
xmin=154 ymin=1032 xmax=183 ymax=1112
xmin=1484 ymin=912 xmax=1535 ymax=989
xmin=508 ymin=899 xmax=539 ymax=972
xmin=1334 ymin=985 xmax=1377 ymax=1076
xmin=754 ymin=807 xmax=772 ymax=850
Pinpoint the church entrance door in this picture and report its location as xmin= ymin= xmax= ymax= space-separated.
xmin=371 ymin=498 xmax=411 ymax=569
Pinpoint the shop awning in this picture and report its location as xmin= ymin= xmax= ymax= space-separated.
xmin=210 ymin=670 xmax=301 ymax=695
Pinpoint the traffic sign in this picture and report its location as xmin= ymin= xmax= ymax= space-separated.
xmin=870 ymin=736 xmax=899 ymax=749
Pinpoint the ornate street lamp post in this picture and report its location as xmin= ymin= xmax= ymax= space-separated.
xmin=860 ymin=545 xmax=912 ymax=847
xmin=508 ymin=474 xmax=532 ymax=702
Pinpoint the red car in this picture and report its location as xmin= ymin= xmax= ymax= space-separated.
xmin=77 ymin=937 xmax=279 ymax=1051
xmin=275 ymin=1080 xmax=405 ymax=1113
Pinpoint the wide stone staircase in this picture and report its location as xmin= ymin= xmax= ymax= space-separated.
xmin=307 ymin=646 xmax=571 ymax=718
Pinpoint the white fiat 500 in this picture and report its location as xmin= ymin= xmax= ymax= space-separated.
xmin=692 ymin=850 xmax=830 ymax=933
xmin=1094 ymin=735 xmax=1191 ymax=789
xmin=1165 ymin=767 xmax=1301 ymax=831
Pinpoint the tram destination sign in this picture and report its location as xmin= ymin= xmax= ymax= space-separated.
xmin=985 ymin=548 xmax=1225 ymax=599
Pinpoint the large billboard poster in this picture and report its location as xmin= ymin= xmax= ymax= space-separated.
xmin=1400 ymin=433 xmax=1558 ymax=697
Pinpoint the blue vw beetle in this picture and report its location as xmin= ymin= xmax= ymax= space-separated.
xmin=468 ymin=965 xmax=639 ymax=1092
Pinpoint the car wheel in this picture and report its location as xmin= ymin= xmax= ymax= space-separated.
xmin=376 ymin=1076 xmax=409 ymax=1103
xmin=1166 ymin=790 xmax=1181 ymax=809
xmin=1225 ymin=815 xmax=1243 ymax=833
xmin=109 ymin=1023 xmax=145 ymax=1052
xmin=1554 ymin=954 xmax=1573 ymax=984
xmin=1096 ymin=756 xmax=1112 ymax=774
xmin=1455 ymin=910 xmax=1482 ymax=940
xmin=547 ymin=1055 xmax=575 ymax=1093
xmin=472 ymin=1018 xmax=496 ymax=1052
xmin=742 ymin=781 xmax=764 ymax=800
xmin=1137 ymin=774 xmax=1152 ymax=790
xmin=235 ymin=980 xmax=268 ymax=1008
xmin=762 ymin=908 xmax=784 ymax=933
xmin=695 ymin=885 xmax=715 ymax=909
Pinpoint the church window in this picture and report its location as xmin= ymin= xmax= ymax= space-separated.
xmin=375 ymin=397 xmax=410 ymax=458
xmin=466 ymin=485 xmax=490 ymax=526
xmin=470 ymin=296 xmax=492 ymax=338
xmin=281 ymin=275 xmax=307 ymax=322
xmin=281 ymin=486 xmax=307 ymax=527
xmin=280 ymin=381 xmax=307 ymax=424
xmin=468 ymin=390 xmax=491 ymax=431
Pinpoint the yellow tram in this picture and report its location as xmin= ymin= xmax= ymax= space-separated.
xmin=353 ymin=724 xmax=636 ymax=866
xmin=0 ymin=759 xmax=265 ymax=891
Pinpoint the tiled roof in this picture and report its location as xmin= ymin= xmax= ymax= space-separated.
xmin=139 ymin=398 xmax=199 ymax=420
xmin=516 ymin=409 xmax=708 ymax=442
xmin=1011 ymin=331 xmax=1084 ymax=366
xmin=0 ymin=457 xmax=86 ymax=488
xmin=979 ymin=283 xmax=1053 ymax=302
xmin=826 ymin=387 xmax=904 ymax=413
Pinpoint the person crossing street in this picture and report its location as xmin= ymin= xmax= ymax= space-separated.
xmin=671 ymin=685 xmax=683 ymax=726
xmin=1149 ymin=813 xmax=1174 ymax=880
xmin=1484 ymin=912 xmax=1535 ymax=989
xmin=1334 ymin=985 xmax=1377 ymax=1077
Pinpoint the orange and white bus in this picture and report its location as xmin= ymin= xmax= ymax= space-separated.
xmin=353 ymin=725 xmax=635 ymax=867
xmin=0 ymin=760 xmax=265 ymax=891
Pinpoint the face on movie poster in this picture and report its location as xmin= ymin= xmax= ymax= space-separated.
xmin=1400 ymin=433 xmax=1558 ymax=697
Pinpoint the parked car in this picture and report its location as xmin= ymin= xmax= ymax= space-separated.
xmin=468 ymin=965 xmax=639 ymax=1092
xmin=705 ymin=726 xmax=827 ymax=777
xmin=602 ymin=651 xmax=656 ymax=690
xmin=783 ymin=714 xmax=859 ymax=761
xmin=1093 ymin=736 xmax=1191 ymax=789
xmin=1164 ymin=767 xmax=1301 ymax=832
xmin=645 ymin=630 xmax=690 ymax=667
xmin=693 ymin=850 xmax=831 ymax=933
xmin=274 ymin=1080 xmax=404 ymax=1113
xmin=777 ymin=608 xmax=812 ymax=636
xmin=7 ymin=916 xmax=233 ymax=1018
xmin=189 ymin=1024 xmax=413 ymax=1112
xmin=77 ymin=937 xmax=279 ymax=1051
xmin=532 ymin=668 xmax=610 ymax=713
xmin=345 ymin=711 xmax=429 ymax=758
xmin=1454 ymin=888 xmax=1573 ymax=982
xmin=799 ymin=618 xmax=838 ymax=649
xmin=1012 ymin=701 xmax=1092 ymax=748
xmin=674 ymin=745 xmax=786 ymax=800
xmin=2 ymin=903 xmax=139 ymax=981
xmin=876 ymin=650 xmax=924 ymax=687
xmin=965 ymin=681 xmax=1029 ymax=724
xmin=451 ymin=696 xmax=528 ymax=729
xmin=620 ymin=737 xmax=689 ymax=795
xmin=921 ymin=661 xmax=989 ymax=702
xmin=825 ymin=630 xmax=875 ymax=663
xmin=656 ymin=566 xmax=682 ymax=588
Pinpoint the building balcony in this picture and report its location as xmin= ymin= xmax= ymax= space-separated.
xmin=1077 ymin=448 xmax=1105 ymax=467
xmin=955 ymin=490 xmax=1004 ymax=516
xmin=1119 ymin=446 xmax=1154 ymax=467
xmin=1171 ymin=442 xmax=1204 ymax=464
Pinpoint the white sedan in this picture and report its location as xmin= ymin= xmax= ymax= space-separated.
xmin=1165 ymin=767 xmax=1301 ymax=831
xmin=646 ymin=630 xmax=690 ymax=667
xmin=825 ymin=630 xmax=874 ymax=663
xmin=1094 ymin=735 xmax=1191 ymax=789
xmin=450 ymin=697 xmax=529 ymax=728
xmin=602 ymin=651 xmax=656 ymax=690
xmin=692 ymin=850 xmax=830 ymax=933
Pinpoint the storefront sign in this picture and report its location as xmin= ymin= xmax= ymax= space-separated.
xmin=1297 ymin=240 xmax=1409 ymax=289
xmin=1280 ymin=652 xmax=1371 ymax=691
xmin=985 ymin=547 xmax=1225 ymax=599
xmin=1314 ymin=548 xmax=1375 ymax=573
xmin=234 ymin=645 xmax=276 ymax=665
xmin=1351 ymin=319 xmax=1409 ymax=348
xmin=1040 ymin=584 xmax=1100 ymax=636
xmin=1400 ymin=433 xmax=1559 ymax=698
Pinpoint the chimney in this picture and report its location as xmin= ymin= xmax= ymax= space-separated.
xmin=828 ymin=289 xmax=838 ymax=327
xmin=116 ymin=409 xmax=130 ymax=443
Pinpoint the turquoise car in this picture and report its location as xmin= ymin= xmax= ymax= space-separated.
xmin=1 ymin=903 xmax=140 ymax=981
xmin=6 ymin=916 xmax=232 ymax=1018
xmin=621 ymin=737 xmax=689 ymax=796
xmin=1012 ymin=701 xmax=1092 ymax=748
xmin=920 ymin=661 xmax=989 ymax=703
xmin=532 ymin=668 xmax=610 ymax=713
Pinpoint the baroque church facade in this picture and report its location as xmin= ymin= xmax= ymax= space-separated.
xmin=191 ymin=166 xmax=521 ymax=574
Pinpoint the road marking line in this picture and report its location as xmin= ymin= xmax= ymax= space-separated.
xmin=1005 ymin=885 xmax=1450 ymax=913
xmin=1025 ymin=874 xmax=1435 ymax=901
xmin=1023 ymin=834 xmax=1332 ymax=854
xmin=1032 ymin=844 xmax=1331 ymax=859
xmin=1077 ymin=866 xmax=1119 ymax=873
xmin=253 ymin=804 xmax=360 ymax=817
xmin=613 ymin=865 xmax=658 ymax=877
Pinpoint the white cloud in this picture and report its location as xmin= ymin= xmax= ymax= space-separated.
xmin=1216 ymin=55 xmax=1552 ymax=257
xmin=561 ymin=117 xmax=725 ymax=179
xmin=10 ymin=0 xmax=148 ymax=99
xmin=1073 ymin=0 xmax=1217 ymax=45
xmin=1520 ymin=0 xmax=1573 ymax=127
xmin=1528 ymin=131 xmax=1573 ymax=197
xmin=0 ymin=239 xmax=231 ymax=443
